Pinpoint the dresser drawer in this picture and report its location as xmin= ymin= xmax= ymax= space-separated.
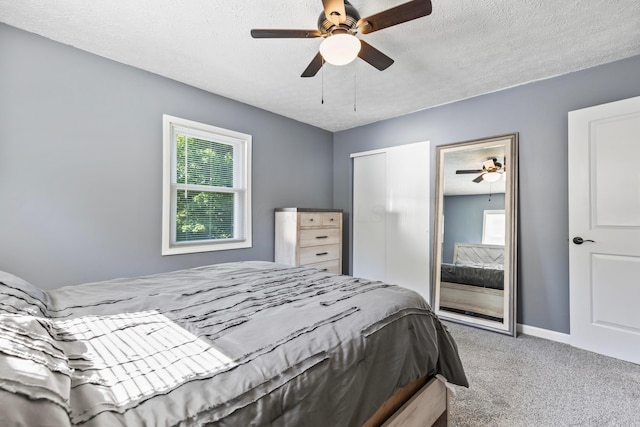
xmin=299 ymin=228 xmax=340 ymax=247
xmin=299 ymin=244 xmax=340 ymax=265
xmin=305 ymin=259 xmax=341 ymax=274
xmin=322 ymin=212 xmax=341 ymax=226
xmin=300 ymin=213 xmax=322 ymax=227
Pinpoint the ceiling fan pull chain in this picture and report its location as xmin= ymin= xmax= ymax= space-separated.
xmin=321 ymin=58 xmax=325 ymax=105
xmin=354 ymin=67 xmax=357 ymax=112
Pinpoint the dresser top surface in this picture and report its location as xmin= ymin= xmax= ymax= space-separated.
xmin=275 ymin=208 xmax=343 ymax=213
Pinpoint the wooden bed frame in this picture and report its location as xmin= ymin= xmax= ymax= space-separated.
xmin=440 ymin=281 xmax=504 ymax=319
xmin=363 ymin=376 xmax=449 ymax=427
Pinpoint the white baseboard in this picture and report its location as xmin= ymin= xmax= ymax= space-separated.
xmin=517 ymin=323 xmax=571 ymax=344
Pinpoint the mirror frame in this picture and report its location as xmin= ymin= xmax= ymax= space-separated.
xmin=432 ymin=133 xmax=518 ymax=336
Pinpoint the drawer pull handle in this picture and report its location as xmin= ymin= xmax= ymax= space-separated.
xmin=316 ymin=236 xmax=328 ymax=239
xmin=316 ymin=252 xmax=328 ymax=256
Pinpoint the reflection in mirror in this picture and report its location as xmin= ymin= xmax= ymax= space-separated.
xmin=433 ymin=134 xmax=518 ymax=336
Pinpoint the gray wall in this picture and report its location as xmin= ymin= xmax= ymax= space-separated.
xmin=0 ymin=24 xmax=333 ymax=289
xmin=333 ymin=54 xmax=640 ymax=334
xmin=442 ymin=194 xmax=505 ymax=264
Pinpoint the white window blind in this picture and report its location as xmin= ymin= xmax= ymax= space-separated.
xmin=162 ymin=115 xmax=252 ymax=255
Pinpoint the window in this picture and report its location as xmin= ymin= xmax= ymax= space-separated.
xmin=162 ymin=115 xmax=251 ymax=255
xmin=482 ymin=210 xmax=505 ymax=245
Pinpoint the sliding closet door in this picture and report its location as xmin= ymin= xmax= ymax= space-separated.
xmin=385 ymin=143 xmax=430 ymax=296
xmin=352 ymin=142 xmax=430 ymax=302
xmin=353 ymin=152 xmax=387 ymax=281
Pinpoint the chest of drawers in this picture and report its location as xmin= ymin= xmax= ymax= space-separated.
xmin=274 ymin=208 xmax=343 ymax=274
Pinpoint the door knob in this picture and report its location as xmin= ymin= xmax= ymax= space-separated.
xmin=573 ymin=237 xmax=595 ymax=245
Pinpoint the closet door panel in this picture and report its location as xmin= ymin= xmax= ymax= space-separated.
xmin=385 ymin=143 xmax=430 ymax=302
xmin=353 ymin=153 xmax=387 ymax=281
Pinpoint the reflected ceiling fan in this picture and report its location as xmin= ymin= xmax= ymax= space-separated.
xmin=456 ymin=158 xmax=505 ymax=183
xmin=250 ymin=0 xmax=433 ymax=77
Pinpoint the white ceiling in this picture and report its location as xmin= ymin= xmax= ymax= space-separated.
xmin=1 ymin=1 xmax=639 ymax=132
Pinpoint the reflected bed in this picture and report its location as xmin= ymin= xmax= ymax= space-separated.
xmin=439 ymin=243 xmax=505 ymax=319
xmin=0 ymin=261 xmax=467 ymax=426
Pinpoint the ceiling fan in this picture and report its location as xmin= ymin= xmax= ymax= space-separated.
xmin=456 ymin=158 xmax=505 ymax=183
xmin=250 ymin=0 xmax=433 ymax=77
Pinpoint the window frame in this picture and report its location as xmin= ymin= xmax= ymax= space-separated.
xmin=162 ymin=115 xmax=252 ymax=255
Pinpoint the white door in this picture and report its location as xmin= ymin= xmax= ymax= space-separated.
xmin=352 ymin=142 xmax=430 ymax=302
xmin=568 ymin=96 xmax=640 ymax=364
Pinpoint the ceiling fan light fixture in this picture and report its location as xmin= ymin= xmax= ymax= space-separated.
xmin=319 ymin=33 xmax=361 ymax=66
xmin=483 ymin=171 xmax=502 ymax=183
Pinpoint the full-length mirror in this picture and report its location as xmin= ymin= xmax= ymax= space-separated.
xmin=433 ymin=134 xmax=518 ymax=335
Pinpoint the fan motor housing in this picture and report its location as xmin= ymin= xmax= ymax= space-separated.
xmin=317 ymin=2 xmax=360 ymax=34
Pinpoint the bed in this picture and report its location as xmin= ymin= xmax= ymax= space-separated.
xmin=0 ymin=261 xmax=467 ymax=426
xmin=439 ymin=243 xmax=505 ymax=319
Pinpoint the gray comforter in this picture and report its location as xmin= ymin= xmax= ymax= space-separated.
xmin=0 ymin=261 xmax=467 ymax=426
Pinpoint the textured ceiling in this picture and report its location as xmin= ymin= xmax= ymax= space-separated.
xmin=1 ymin=0 xmax=639 ymax=132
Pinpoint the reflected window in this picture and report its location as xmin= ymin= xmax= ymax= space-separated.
xmin=482 ymin=210 xmax=505 ymax=245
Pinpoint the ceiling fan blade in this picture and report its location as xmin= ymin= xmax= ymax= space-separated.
xmin=322 ymin=0 xmax=347 ymax=26
xmin=301 ymin=52 xmax=324 ymax=78
xmin=358 ymin=0 xmax=432 ymax=34
xmin=456 ymin=169 xmax=483 ymax=174
xmin=251 ymin=29 xmax=322 ymax=39
xmin=472 ymin=174 xmax=485 ymax=183
xmin=358 ymin=40 xmax=394 ymax=71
